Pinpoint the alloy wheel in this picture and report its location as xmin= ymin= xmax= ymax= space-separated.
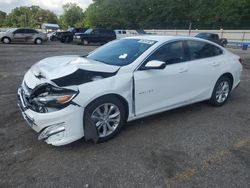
xmin=3 ymin=38 xmax=10 ymax=44
xmin=215 ymin=81 xmax=230 ymax=103
xmin=91 ymin=103 xmax=121 ymax=138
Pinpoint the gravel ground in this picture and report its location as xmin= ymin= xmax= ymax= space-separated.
xmin=0 ymin=42 xmax=249 ymax=188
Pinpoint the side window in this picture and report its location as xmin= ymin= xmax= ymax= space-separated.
xmin=122 ymin=31 xmax=126 ymax=34
xmin=14 ymin=29 xmax=25 ymax=34
xmin=146 ymin=41 xmax=186 ymax=65
xmin=26 ymin=29 xmax=38 ymax=34
xmin=92 ymin=29 xmax=99 ymax=34
xmin=187 ymin=41 xmax=223 ymax=60
xmin=187 ymin=40 xmax=223 ymax=60
xmin=212 ymin=34 xmax=219 ymax=40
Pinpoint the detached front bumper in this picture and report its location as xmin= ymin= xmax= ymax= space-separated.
xmin=17 ymin=88 xmax=85 ymax=146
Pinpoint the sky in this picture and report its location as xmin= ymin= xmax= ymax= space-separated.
xmin=0 ymin=0 xmax=93 ymax=15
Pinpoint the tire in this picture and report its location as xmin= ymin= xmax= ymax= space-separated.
xmin=65 ymin=36 xmax=70 ymax=43
xmin=209 ymin=76 xmax=232 ymax=106
xmin=60 ymin=37 xmax=65 ymax=43
xmin=50 ymin=36 xmax=55 ymax=41
xmin=2 ymin=37 xmax=11 ymax=44
xmin=84 ymin=96 xmax=126 ymax=142
xmin=83 ymin=39 xmax=89 ymax=45
xmin=35 ymin=38 xmax=42 ymax=44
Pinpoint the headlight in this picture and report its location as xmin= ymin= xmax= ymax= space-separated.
xmin=34 ymin=93 xmax=76 ymax=106
xmin=30 ymin=84 xmax=78 ymax=110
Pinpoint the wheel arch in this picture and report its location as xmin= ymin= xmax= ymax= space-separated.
xmin=219 ymin=72 xmax=234 ymax=88
xmin=85 ymin=93 xmax=129 ymax=121
xmin=34 ymin=37 xmax=43 ymax=43
xmin=1 ymin=36 xmax=11 ymax=42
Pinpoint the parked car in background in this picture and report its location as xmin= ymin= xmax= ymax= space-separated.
xmin=18 ymin=36 xmax=242 ymax=146
xmin=56 ymin=28 xmax=87 ymax=43
xmin=195 ymin=32 xmax=228 ymax=46
xmin=75 ymin=28 xmax=116 ymax=45
xmin=114 ymin=30 xmax=129 ymax=39
xmin=48 ymin=32 xmax=59 ymax=41
xmin=0 ymin=28 xmax=47 ymax=44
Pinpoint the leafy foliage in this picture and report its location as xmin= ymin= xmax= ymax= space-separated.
xmin=0 ymin=0 xmax=250 ymax=29
xmin=59 ymin=3 xmax=84 ymax=29
xmin=84 ymin=0 xmax=250 ymax=29
xmin=0 ymin=10 xmax=7 ymax=27
xmin=3 ymin=6 xmax=58 ymax=28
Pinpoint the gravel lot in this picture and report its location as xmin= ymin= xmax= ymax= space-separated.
xmin=0 ymin=42 xmax=249 ymax=188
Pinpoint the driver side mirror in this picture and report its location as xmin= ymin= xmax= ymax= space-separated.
xmin=144 ymin=60 xmax=166 ymax=70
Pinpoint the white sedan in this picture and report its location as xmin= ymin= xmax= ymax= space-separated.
xmin=18 ymin=36 xmax=243 ymax=146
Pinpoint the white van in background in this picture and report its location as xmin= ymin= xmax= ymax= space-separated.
xmin=114 ymin=30 xmax=130 ymax=39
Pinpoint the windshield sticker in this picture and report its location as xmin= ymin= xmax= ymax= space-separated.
xmin=119 ymin=53 xmax=128 ymax=59
xmin=138 ymin=40 xmax=155 ymax=45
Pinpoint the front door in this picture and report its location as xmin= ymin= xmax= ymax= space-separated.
xmin=134 ymin=41 xmax=191 ymax=116
xmin=13 ymin=29 xmax=26 ymax=42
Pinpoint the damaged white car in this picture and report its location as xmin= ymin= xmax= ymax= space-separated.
xmin=18 ymin=36 xmax=242 ymax=146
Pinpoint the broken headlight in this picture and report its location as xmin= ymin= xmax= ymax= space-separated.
xmin=29 ymin=84 xmax=78 ymax=112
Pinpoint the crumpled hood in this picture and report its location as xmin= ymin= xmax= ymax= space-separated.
xmin=30 ymin=55 xmax=120 ymax=80
xmin=24 ymin=55 xmax=120 ymax=88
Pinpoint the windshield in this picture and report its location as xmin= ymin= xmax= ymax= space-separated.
xmin=87 ymin=39 xmax=156 ymax=66
xmin=7 ymin=28 xmax=17 ymax=33
xmin=84 ymin=29 xmax=93 ymax=34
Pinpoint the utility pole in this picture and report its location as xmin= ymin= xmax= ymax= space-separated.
xmin=188 ymin=22 xmax=192 ymax=36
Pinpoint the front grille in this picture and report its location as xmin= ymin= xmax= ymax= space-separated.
xmin=23 ymin=82 xmax=32 ymax=96
xmin=18 ymin=82 xmax=33 ymax=111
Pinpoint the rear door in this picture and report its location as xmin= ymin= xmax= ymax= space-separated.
xmin=184 ymin=40 xmax=224 ymax=102
xmin=24 ymin=29 xmax=37 ymax=42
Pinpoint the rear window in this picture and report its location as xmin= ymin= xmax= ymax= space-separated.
xmin=187 ymin=40 xmax=223 ymax=60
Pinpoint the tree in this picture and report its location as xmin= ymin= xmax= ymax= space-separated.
xmin=0 ymin=10 xmax=7 ymax=27
xmin=83 ymin=0 xmax=250 ymax=29
xmin=5 ymin=6 xmax=58 ymax=28
xmin=59 ymin=3 xmax=84 ymax=29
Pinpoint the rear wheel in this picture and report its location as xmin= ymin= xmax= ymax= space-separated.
xmin=64 ymin=36 xmax=70 ymax=43
xmin=84 ymin=96 xmax=125 ymax=142
xmin=2 ymin=37 xmax=11 ymax=44
xmin=209 ymin=76 xmax=232 ymax=106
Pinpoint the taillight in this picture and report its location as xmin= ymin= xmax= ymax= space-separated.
xmin=239 ymin=58 xmax=243 ymax=64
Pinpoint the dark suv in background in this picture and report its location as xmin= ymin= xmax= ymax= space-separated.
xmin=75 ymin=28 xmax=116 ymax=45
xmin=50 ymin=28 xmax=87 ymax=43
xmin=195 ymin=32 xmax=228 ymax=47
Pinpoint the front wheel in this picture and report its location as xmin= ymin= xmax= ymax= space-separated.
xmin=209 ymin=76 xmax=232 ymax=106
xmin=84 ymin=96 xmax=125 ymax=142
xmin=35 ymin=38 xmax=42 ymax=44
xmin=2 ymin=37 xmax=11 ymax=44
xmin=83 ymin=39 xmax=89 ymax=45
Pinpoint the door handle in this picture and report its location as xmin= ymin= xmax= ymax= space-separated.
xmin=178 ymin=68 xmax=188 ymax=73
xmin=211 ymin=62 xmax=219 ymax=67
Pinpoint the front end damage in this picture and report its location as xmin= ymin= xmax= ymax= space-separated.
xmin=17 ymin=56 xmax=121 ymax=145
xmin=17 ymin=79 xmax=85 ymax=146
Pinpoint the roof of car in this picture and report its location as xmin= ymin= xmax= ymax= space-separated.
xmin=127 ymin=35 xmax=198 ymax=42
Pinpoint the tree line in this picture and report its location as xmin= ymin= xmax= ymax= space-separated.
xmin=0 ymin=0 xmax=250 ymax=30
